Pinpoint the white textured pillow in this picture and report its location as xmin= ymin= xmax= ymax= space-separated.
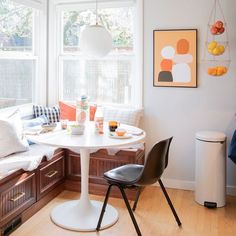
xmin=103 ymin=107 xmax=143 ymax=127
xmin=0 ymin=110 xmax=29 ymax=158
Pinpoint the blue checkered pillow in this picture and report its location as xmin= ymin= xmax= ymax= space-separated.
xmin=33 ymin=105 xmax=60 ymax=123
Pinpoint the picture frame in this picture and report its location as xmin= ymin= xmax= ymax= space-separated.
xmin=153 ymin=29 xmax=197 ymax=88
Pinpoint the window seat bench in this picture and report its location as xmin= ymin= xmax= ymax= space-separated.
xmin=0 ymin=104 xmax=145 ymax=234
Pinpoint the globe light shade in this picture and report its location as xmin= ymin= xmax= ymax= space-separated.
xmin=80 ymin=25 xmax=112 ymax=58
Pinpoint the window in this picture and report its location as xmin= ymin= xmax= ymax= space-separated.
xmin=53 ymin=0 xmax=143 ymax=107
xmin=0 ymin=0 xmax=45 ymax=109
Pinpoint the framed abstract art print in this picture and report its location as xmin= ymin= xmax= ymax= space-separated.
xmin=153 ymin=29 xmax=197 ymax=88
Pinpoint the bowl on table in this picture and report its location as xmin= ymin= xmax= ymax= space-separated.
xmin=115 ymin=128 xmax=126 ymax=137
xmin=68 ymin=123 xmax=85 ymax=135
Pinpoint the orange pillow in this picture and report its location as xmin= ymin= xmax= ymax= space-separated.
xmin=59 ymin=101 xmax=76 ymax=121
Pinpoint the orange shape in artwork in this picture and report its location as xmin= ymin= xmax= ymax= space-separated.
xmin=177 ymin=39 xmax=190 ymax=54
xmin=160 ymin=59 xmax=173 ymax=71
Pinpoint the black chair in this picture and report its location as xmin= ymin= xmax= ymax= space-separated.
xmin=96 ymin=137 xmax=181 ymax=236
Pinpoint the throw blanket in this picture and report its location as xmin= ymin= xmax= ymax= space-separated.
xmin=229 ymin=130 xmax=236 ymax=164
xmin=0 ymin=143 xmax=145 ymax=179
xmin=106 ymin=143 xmax=144 ymax=156
xmin=0 ymin=144 xmax=57 ymax=178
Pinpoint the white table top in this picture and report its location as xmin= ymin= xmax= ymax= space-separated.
xmin=26 ymin=122 xmax=146 ymax=150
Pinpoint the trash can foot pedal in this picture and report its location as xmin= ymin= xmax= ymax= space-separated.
xmin=204 ymin=201 xmax=217 ymax=208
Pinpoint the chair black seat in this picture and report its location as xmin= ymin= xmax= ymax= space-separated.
xmin=104 ymin=164 xmax=143 ymax=185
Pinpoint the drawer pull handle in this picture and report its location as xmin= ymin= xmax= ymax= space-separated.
xmin=10 ymin=192 xmax=25 ymax=202
xmin=45 ymin=170 xmax=58 ymax=178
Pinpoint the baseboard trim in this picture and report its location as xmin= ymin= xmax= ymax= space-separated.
xmin=160 ymin=178 xmax=195 ymax=191
xmin=156 ymin=178 xmax=236 ymax=196
xmin=226 ymin=185 xmax=236 ymax=196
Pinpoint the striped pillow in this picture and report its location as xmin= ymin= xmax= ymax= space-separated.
xmin=33 ymin=105 xmax=60 ymax=123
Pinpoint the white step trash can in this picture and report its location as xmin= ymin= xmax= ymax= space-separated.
xmin=195 ymin=131 xmax=226 ymax=208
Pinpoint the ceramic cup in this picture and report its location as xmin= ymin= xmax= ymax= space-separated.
xmin=109 ymin=121 xmax=120 ymax=132
xmin=61 ymin=119 xmax=68 ymax=130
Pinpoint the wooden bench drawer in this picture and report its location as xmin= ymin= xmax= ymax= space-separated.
xmin=37 ymin=153 xmax=65 ymax=200
xmin=0 ymin=172 xmax=36 ymax=226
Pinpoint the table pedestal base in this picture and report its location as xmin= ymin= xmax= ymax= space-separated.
xmin=51 ymin=199 xmax=119 ymax=231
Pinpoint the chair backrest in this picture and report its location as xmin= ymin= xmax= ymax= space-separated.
xmin=136 ymin=137 xmax=173 ymax=186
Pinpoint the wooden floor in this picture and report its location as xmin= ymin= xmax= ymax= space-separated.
xmin=12 ymin=186 xmax=236 ymax=236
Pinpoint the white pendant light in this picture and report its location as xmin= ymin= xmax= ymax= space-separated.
xmin=80 ymin=0 xmax=112 ymax=58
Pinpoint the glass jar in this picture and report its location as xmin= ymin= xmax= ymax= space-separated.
xmin=94 ymin=105 xmax=104 ymax=134
xmin=76 ymin=95 xmax=89 ymax=124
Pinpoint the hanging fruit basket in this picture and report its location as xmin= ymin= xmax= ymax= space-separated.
xmin=202 ymin=0 xmax=231 ymax=77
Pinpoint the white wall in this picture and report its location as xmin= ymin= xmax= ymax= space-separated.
xmin=143 ymin=0 xmax=236 ymax=194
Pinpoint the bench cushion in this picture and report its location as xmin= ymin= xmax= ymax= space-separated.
xmin=0 ymin=144 xmax=58 ymax=179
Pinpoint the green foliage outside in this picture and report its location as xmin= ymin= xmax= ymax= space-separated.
xmin=0 ymin=0 xmax=32 ymax=51
xmin=63 ymin=7 xmax=134 ymax=51
xmin=0 ymin=1 xmax=133 ymax=51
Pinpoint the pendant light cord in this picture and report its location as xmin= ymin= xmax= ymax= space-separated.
xmin=96 ymin=0 xmax=98 ymax=25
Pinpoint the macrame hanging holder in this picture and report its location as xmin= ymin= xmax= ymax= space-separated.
xmin=202 ymin=0 xmax=231 ymax=77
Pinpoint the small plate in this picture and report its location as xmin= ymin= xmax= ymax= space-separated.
xmin=24 ymin=126 xmax=42 ymax=135
xmin=41 ymin=123 xmax=57 ymax=132
xmin=109 ymin=133 xmax=132 ymax=139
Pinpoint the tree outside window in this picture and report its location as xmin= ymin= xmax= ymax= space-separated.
xmin=0 ymin=0 xmax=33 ymax=52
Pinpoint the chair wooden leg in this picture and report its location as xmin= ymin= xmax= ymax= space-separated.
xmin=96 ymin=184 xmax=113 ymax=231
xmin=118 ymin=186 xmax=142 ymax=236
xmin=158 ymin=179 xmax=182 ymax=226
xmin=132 ymin=187 xmax=142 ymax=211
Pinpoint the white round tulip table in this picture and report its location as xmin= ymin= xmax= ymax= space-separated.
xmin=27 ymin=122 xmax=145 ymax=232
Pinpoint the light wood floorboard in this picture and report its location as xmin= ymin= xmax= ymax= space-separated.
xmin=12 ymin=186 xmax=236 ymax=236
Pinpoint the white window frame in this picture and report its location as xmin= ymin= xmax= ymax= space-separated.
xmin=48 ymin=0 xmax=143 ymax=108
xmin=0 ymin=0 xmax=47 ymax=110
xmin=12 ymin=0 xmax=46 ymax=10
